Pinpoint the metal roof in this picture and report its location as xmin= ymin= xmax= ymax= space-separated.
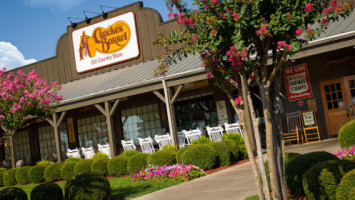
xmin=58 ymin=11 xmax=355 ymax=106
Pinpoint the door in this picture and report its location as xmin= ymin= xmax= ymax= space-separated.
xmin=320 ymin=75 xmax=355 ymax=136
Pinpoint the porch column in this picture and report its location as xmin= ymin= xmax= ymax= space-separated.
xmin=153 ymin=80 xmax=183 ymax=146
xmin=47 ymin=111 xmax=66 ymax=162
xmin=95 ymin=100 xmax=120 ymax=157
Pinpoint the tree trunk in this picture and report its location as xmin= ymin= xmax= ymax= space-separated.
xmin=9 ymin=132 xmax=15 ymax=168
xmin=225 ymin=92 xmax=265 ymax=200
xmin=241 ymin=74 xmax=271 ymax=200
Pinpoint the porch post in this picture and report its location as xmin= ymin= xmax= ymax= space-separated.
xmin=47 ymin=111 xmax=66 ymax=162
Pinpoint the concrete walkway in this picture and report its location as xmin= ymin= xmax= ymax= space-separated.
xmin=134 ymin=138 xmax=340 ymax=200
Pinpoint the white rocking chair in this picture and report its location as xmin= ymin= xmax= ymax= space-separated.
xmin=154 ymin=134 xmax=172 ymax=150
xmin=177 ymin=131 xmax=186 ymax=148
xmin=121 ymin=139 xmax=137 ymax=151
xmin=138 ymin=137 xmax=155 ymax=154
xmin=97 ymin=143 xmax=112 ymax=158
xmin=206 ymin=125 xmax=224 ymax=142
xmin=224 ymin=122 xmax=243 ymax=136
xmin=81 ymin=146 xmax=95 ymax=159
xmin=184 ymin=128 xmax=202 ymax=145
xmin=66 ymin=148 xmax=81 ymax=158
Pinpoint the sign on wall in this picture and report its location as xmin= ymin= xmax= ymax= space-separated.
xmin=216 ymin=100 xmax=228 ymax=125
xmin=67 ymin=118 xmax=75 ymax=143
xmin=284 ymin=63 xmax=313 ymax=101
xmin=72 ymin=12 xmax=140 ymax=73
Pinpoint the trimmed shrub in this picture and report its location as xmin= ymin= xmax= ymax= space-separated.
xmin=121 ymin=150 xmax=139 ymax=157
xmin=285 ymin=152 xmax=301 ymax=166
xmin=192 ymin=136 xmax=211 ymax=145
xmin=127 ymin=153 xmax=149 ymax=175
xmin=15 ymin=166 xmax=31 ymax=185
xmin=0 ymin=187 xmax=27 ymax=200
xmin=286 ymin=151 xmax=339 ymax=196
xmin=147 ymin=150 xmax=176 ymax=166
xmin=44 ymin=163 xmax=62 ymax=182
xmin=107 ymin=155 xmax=129 ymax=177
xmin=64 ymin=172 xmax=111 ymax=200
xmin=64 ymin=157 xmax=81 ymax=163
xmin=176 ymin=145 xmax=193 ymax=164
xmin=3 ymin=168 xmax=18 ymax=186
xmin=338 ymin=119 xmax=355 ymax=148
xmin=61 ymin=162 xmax=77 ymax=180
xmin=302 ymin=159 xmax=355 ymax=200
xmin=161 ymin=144 xmax=178 ymax=152
xmin=28 ymin=164 xmax=46 ymax=183
xmin=181 ymin=144 xmax=216 ymax=170
xmin=31 ymin=182 xmax=63 ymax=200
xmin=222 ymin=139 xmax=239 ymax=162
xmin=208 ymin=141 xmax=232 ymax=167
xmin=36 ymin=160 xmax=52 ymax=167
xmin=92 ymin=153 xmax=109 ymax=161
xmin=222 ymin=132 xmax=247 ymax=159
xmin=336 ymin=168 xmax=355 ymax=200
xmin=73 ymin=159 xmax=93 ymax=176
xmin=0 ymin=168 xmax=7 ymax=186
xmin=91 ymin=158 xmax=109 ymax=176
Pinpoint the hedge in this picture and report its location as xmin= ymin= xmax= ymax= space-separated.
xmin=222 ymin=139 xmax=239 ymax=162
xmin=161 ymin=145 xmax=178 ymax=152
xmin=28 ymin=165 xmax=46 ymax=183
xmin=0 ymin=187 xmax=27 ymax=200
xmin=121 ymin=150 xmax=139 ymax=157
xmin=3 ymin=168 xmax=18 ymax=186
xmin=336 ymin=168 xmax=355 ymax=200
xmin=180 ymin=144 xmax=216 ymax=170
xmin=44 ymin=163 xmax=62 ymax=182
xmin=285 ymin=151 xmax=339 ymax=196
xmin=73 ymin=159 xmax=93 ymax=176
xmin=15 ymin=166 xmax=31 ymax=185
xmin=147 ymin=150 xmax=176 ymax=166
xmin=61 ymin=162 xmax=77 ymax=180
xmin=207 ymin=141 xmax=232 ymax=167
xmin=191 ymin=136 xmax=211 ymax=145
xmin=107 ymin=155 xmax=129 ymax=177
xmin=127 ymin=153 xmax=149 ymax=174
xmin=302 ymin=160 xmax=355 ymax=200
xmin=64 ymin=173 xmax=111 ymax=200
xmin=176 ymin=145 xmax=193 ymax=164
xmin=222 ymin=132 xmax=247 ymax=159
xmin=92 ymin=153 xmax=110 ymax=161
xmin=31 ymin=182 xmax=63 ymax=200
xmin=0 ymin=169 xmax=6 ymax=186
xmin=338 ymin=119 xmax=355 ymax=148
xmin=91 ymin=158 xmax=109 ymax=176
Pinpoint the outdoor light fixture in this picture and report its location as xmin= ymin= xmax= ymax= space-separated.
xmin=67 ymin=17 xmax=79 ymax=29
xmin=100 ymin=5 xmax=119 ymax=19
xmin=83 ymin=11 xmax=92 ymax=24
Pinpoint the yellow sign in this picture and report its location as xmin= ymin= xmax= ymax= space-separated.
xmin=67 ymin=118 xmax=75 ymax=143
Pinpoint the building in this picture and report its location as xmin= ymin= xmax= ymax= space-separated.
xmin=1 ymin=2 xmax=355 ymax=165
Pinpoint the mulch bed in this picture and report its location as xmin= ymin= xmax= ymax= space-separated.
xmin=205 ymin=158 xmax=250 ymax=174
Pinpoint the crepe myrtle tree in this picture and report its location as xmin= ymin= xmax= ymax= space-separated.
xmin=0 ymin=68 xmax=62 ymax=168
xmin=154 ymin=0 xmax=353 ymax=199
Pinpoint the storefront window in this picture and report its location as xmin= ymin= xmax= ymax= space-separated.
xmin=175 ymin=92 xmax=218 ymax=132
xmin=13 ymin=130 xmax=31 ymax=163
xmin=59 ymin=123 xmax=69 ymax=153
xmin=121 ymin=104 xmax=161 ymax=145
xmin=77 ymin=115 xmax=108 ymax=148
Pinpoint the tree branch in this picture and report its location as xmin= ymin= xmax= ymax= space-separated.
xmin=267 ymin=51 xmax=287 ymax=88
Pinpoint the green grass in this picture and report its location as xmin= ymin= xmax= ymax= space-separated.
xmin=0 ymin=177 xmax=179 ymax=199
xmin=244 ymin=195 xmax=259 ymax=200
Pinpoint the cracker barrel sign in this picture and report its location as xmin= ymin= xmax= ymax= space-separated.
xmin=284 ymin=63 xmax=313 ymax=101
xmin=72 ymin=12 xmax=140 ymax=73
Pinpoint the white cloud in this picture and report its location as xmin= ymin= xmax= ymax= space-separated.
xmin=0 ymin=42 xmax=37 ymax=71
xmin=24 ymin=0 xmax=88 ymax=11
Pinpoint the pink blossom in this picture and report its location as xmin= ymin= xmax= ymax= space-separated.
xmin=277 ymin=41 xmax=293 ymax=51
xmin=227 ymin=10 xmax=232 ymax=14
xmin=304 ymin=3 xmax=313 ymax=12
xmin=295 ymin=29 xmax=302 ymax=36
xmin=0 ymin=115 xmax=5 ymax=119
xmin=256 ymin=24 xmax=269 ymax=39
xmin=286 ymin=12 xmax=291 ymax=20
xmin=191 ymin=35 xmax=197 ymax=42
xmin=235 ymin=96 xmax=242 ymax=105
xmin=168 ymin=13 xmax=172 ymax=18
xmin=232 ymin=13 xmax=239 ymax=21
xmin=210 ymin=29 xmax=216 ymax=34
xmin=212 ymin=0 xmax=218 ymax=4
xmin=2 ymin=67 xmax=6 ymax=71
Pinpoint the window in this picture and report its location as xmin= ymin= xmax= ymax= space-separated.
xmin=13 ymin=130 xmax=31 ymax=162
xmin=77 ymin=115 xmax=108 ymax=148
xmin=121 ymin=104 xmax=161 ymax=145
xmin=324 ymin=83 xmax=343 ymax=110
xmin=59 ymin=123 xmax=69 ymax=152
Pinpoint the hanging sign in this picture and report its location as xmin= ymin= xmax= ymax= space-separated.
xmin=67 ymin=118 xmax=76 ymax=143
xmin=284 ymin=63 xmax=313 ymax=101
xmin=72 ymin=12 xmax=140 ymax=73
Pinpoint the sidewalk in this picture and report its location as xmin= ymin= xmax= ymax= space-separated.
xmin=133 ymin=138 xmax=340 ymax=200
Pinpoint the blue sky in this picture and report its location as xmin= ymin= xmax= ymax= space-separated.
xmin=0 ymin=0 xmax=170 ymax=70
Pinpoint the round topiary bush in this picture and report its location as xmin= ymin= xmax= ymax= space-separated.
xmin=181 ymin=144 xmax=216 ymax=170
xmin=285 ymin=152 xmax=301 ymax=166
xmin=176 ymin=145 xmax=193 ymax=164
xmin=147 ymin=150 xmax=176 ymax=166
xmin=64 ymin=157 xmax=81 ymax=163
xmin=30 ymin=182 xmax=63 ymax=200
xmin=15 ymin=166 xmax=31 ymax=185
xmin=336 ymin=168 xmax=355 ymax=200
xmin=73 ymin=159 xmax=93 ymax=176
xmin=64 ymin=172 xmax=111 ymax=200
xmin=92 ymin=153 xmax=110 ymax=161
xmin=0 ymin=187 xmax=27 ymax=200
xmin=191 ymin=136 xmax=211 ymax=145
xmin=107 ymin=155 xmax=129 ymax=177
xmin=207 ymin=141 xmax=232 ymax=167
xmin=286 ymin=151 xmax=339 ymax=196
xmin=121 ymin=150 xmax=138 ymax=157
xmin=222 ymin=132 xmax=247 ymax=159
xmin=222 ymin=139 xmax=239 ymax=162
xmin=3 ymin=168 xmax=18 ymax=186
xmin=161 ymin=145 xmax=178 ymax=152
xmin=302 ymin=159 xmax=355 ymax=200
xmin=44 ymin=163 xmax=62 ymax=182
xmin=338 ymin=119 xmax=355 ymax=148
xmin=61 ymin=162 xmax=77 ymax=180
xmin=0 ymin=168 xmax=7 ymax=187
xmin=127 ymin=153 xmax=149 ymax=174
xmin=91 ymin=158 xmax=108 ymax=176
xmin=28 ymin=164 xmax=46 ymax=183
